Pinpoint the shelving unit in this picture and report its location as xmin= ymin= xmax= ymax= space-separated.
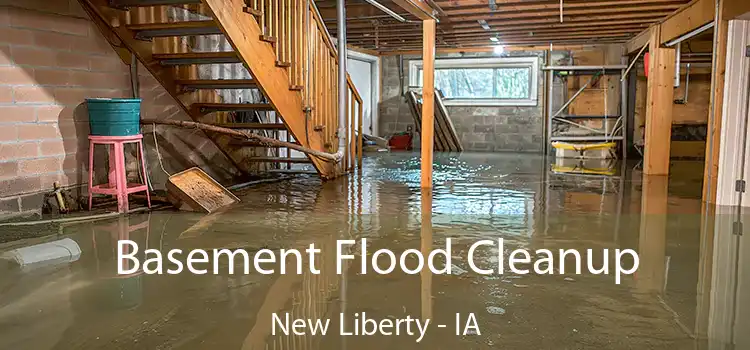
xmin=543 ymin=65 xmax=629 ymax=159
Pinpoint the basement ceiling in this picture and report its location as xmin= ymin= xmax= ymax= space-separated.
xmin=315 ymin=0 xmax=692 ymax=53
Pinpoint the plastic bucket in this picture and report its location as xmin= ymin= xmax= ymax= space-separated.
xmin=86 ymin=98 xmax=141 ymax=136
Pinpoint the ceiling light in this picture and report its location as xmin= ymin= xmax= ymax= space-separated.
xmin=490 ymin=37 xmax=499 ymax=42
xmin=478 ymin=19 xmax=491 ymax=31
xmin=493 ymin=45 xmax=505 ymax=55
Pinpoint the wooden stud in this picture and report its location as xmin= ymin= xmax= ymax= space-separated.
xmin=703 ymin=3 xmax=728 ymax=203
xmin=421 ymin=19 xmax=436 ymax=189
xmin=637 ymin=175 xmax=668 ymax=292
xmin=643 ymin=25 xmax=676 ymax=176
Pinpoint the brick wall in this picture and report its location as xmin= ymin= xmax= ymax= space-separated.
xmin=0 ymin=3 xmax=239 ymax=220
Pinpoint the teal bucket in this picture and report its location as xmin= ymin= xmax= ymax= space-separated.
xmin=86 ymin=98 xmax=141 ymax=136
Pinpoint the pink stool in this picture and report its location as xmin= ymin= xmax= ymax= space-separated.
xmin=88 ymin=134 xmax=151 ymax=213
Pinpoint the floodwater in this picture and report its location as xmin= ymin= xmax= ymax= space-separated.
xmin=0 ymin=152 xmax=747 ymax=349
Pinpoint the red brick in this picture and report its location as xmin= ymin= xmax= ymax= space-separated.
xmin=0 ymin=7 xmax=9 ymax=26
xmin=0 ymin=106 xmax=37 ymax=122
xmin=0 ymin=66 xmax=35 ymax=85
xmin=19 ymin=157 xmax=62 ymax=174
xmin=36 ymin=105 xmax=67 ymax=122
xmin=0 ymin=27 xmax=35 ymax=46
xmin=0 ymin=125 xmax=18 ymax=142
xmin=0 ymin=44 xmax=11 ymax=66
xmin=62 ymin=153 xmax=83 ymax=172
xmin=0 ymin=142 xmax=38 ymax=161
xmin=89 ymin=56 xmax=127 ymax=72
xmin=10 ymin=8 xmax=88 ymax=36
xmin=56 ymin=52 xmax=89 ymax=70
xmin=34 ymin=31 xmax=74 ymax=51
xmin=18 ymin=124 xmax=59 ymax=140
xmin=0 ymin=162 xmax=18 ymax=180
xmin=34 ymin=68 xmax=73 ymax=86
xmin=0 ymin=176 xmax=42 ymax=196
xmin=14 ymin=86 xmax=55 ymax=103
xmin=57 ymin=121 xmax=89 ymax=139
xmin=11 ymin=46 xmax=57 ymax=67
xmin=39 ymin=140 xmax=65 ymax=156
xmin=53 ymin=16 xmax=89 ymax=36
xmin=71 ymin=35 xmax=111 ymax=55
xmin=53 ymin=87 xmax=88 ymax=105
xmin=0 ymin=86 xmax=12 ymax=103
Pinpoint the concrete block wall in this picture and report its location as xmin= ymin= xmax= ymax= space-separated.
xmin=0 ymin=4 xmax=239 ymax=220
xmin=378 ymin=51 xmax=546 ymax=153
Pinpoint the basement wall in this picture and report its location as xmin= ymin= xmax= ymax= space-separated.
xmin=0 ymin=3 xmax=239 ymax=220
xmin=378 ymin=45 xmax=624 ymax=153
xmin=379 ymin=51 xmax=545 ymax=152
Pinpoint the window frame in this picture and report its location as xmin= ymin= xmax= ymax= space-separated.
xmin=408 ymin=56 xmax=540 ymax=107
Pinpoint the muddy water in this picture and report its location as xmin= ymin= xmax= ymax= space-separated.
xmin=0 ymin=152 xmax=746 ymax=349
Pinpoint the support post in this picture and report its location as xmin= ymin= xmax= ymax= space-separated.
xmin=421 ymin=19 xmax=436 ymax=189
xmin=703 ymin=0 xmax=729 ymax=203
xmin=644 ymin=25 xmax=676 ymax=175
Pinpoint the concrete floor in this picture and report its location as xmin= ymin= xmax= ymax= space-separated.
xmin=0 ymin=152 xmax=746 ymax=349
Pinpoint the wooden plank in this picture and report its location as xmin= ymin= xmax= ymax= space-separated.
xmin=247 ymin=156 xmax=311 ymax=163
xmin=435 ymin=91 xmax=463 ymax=151
xmin=177 ymin=79 xmax=258 ymax=89
xmin=211 ymin=123 xmax=286 ymax=129
xmin=391 ymin=0 xmax=436 ymax=20
xmin=421 ymin=19 xmax=436 ymax=189
xmin=152 ymin=51 xmax=240 ymax=65
xmin=659 ymin=0 xmax=715 ymax=44
xmin=193 ymin=103 xmax=276 ymax=112
xmin=643 ymin=25 xmax=676 ymax=176
xmin=200 ymin=0 xmax=334 ymax=177
xmin=702 ymin=4 xmax=729 ymax=203
xmin=724 ymin=0 xmax=750 ymax=19
xmin=626 ymin=27 xmax=651 ymax=53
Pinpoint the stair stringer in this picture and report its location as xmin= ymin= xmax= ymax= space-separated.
xmin=199 ymin=0 xmax=339 ymax=179
xmin=80 ymin=0 xmax=271 ymax=176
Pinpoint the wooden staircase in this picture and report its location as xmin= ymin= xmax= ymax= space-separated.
xmin=79 ymin=0 xmax=363 ymax=179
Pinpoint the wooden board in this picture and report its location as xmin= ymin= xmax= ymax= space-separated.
xmin=406 ymin=90 xmax=463 ymax=152
xmin=166 ymin=167 xmax=240 ymax=213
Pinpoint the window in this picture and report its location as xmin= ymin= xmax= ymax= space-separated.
xmin=409 ymin=57 xmax=539 ymax=106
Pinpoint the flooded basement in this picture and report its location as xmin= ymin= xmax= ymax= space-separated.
xmin=0 ymin=152 xmax=747 ymax=349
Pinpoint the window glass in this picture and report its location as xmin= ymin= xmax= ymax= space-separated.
xmin=418 ymin=67 xmax=531 ymax=99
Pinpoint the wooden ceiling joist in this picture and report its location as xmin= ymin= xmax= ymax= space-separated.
xmin=314 ymin=0 xmax=694 ymax=53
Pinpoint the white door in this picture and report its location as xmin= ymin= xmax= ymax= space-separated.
xmin=347 ymin=58 xmax=373 ymax=135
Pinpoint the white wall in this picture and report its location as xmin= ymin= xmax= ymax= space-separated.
xmin=347 ymin=50 xmax=380 ymax=137
xmin=716 ymin=20 xmax=750 ymax=207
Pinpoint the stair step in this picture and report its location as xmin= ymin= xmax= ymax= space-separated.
xmin=248 ymin=157 xmax=311 ymax=163
xmin=194 ymin=103 xmax=275 ymax=113
xmin=212 ymin=123 xmax=286 ymax=130
xmin=128 ymin=21 xmax=221 ymax=39
xmin=111 ymin=0 xmax=201 ymax=7
xmin=153 ymin=52 xmax=241 ymax=65
xmin=267 ymin=169 xmax=319 ymax=175
xmin=177 ymin=79 xmax=258 ymax=90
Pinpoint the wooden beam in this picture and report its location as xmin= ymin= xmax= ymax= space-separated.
xmin=658 ymin=0 xmax=715 ymax=44
xmin=626 ymin=0 xmax=715 ymax=53
xmin=200 ymin=0 xmax=334 ymax=177
xmin=643 ymin=25 xmax=676 ymax=176
xmin=703 ymin=1 xmax=729 ymax=203
xmin=392 ymin=0 xmax=437 ymax=20
xmin=724 ymin=0 xmax=750 ymax=19
xmin=421 ymin=19 xmax=436 ymax=189
xmin=626 ymin=26 xmax=651 ymax=53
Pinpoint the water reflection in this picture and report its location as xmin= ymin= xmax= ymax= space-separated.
xmin=0 ymin=152 xmax=747 ymax=349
